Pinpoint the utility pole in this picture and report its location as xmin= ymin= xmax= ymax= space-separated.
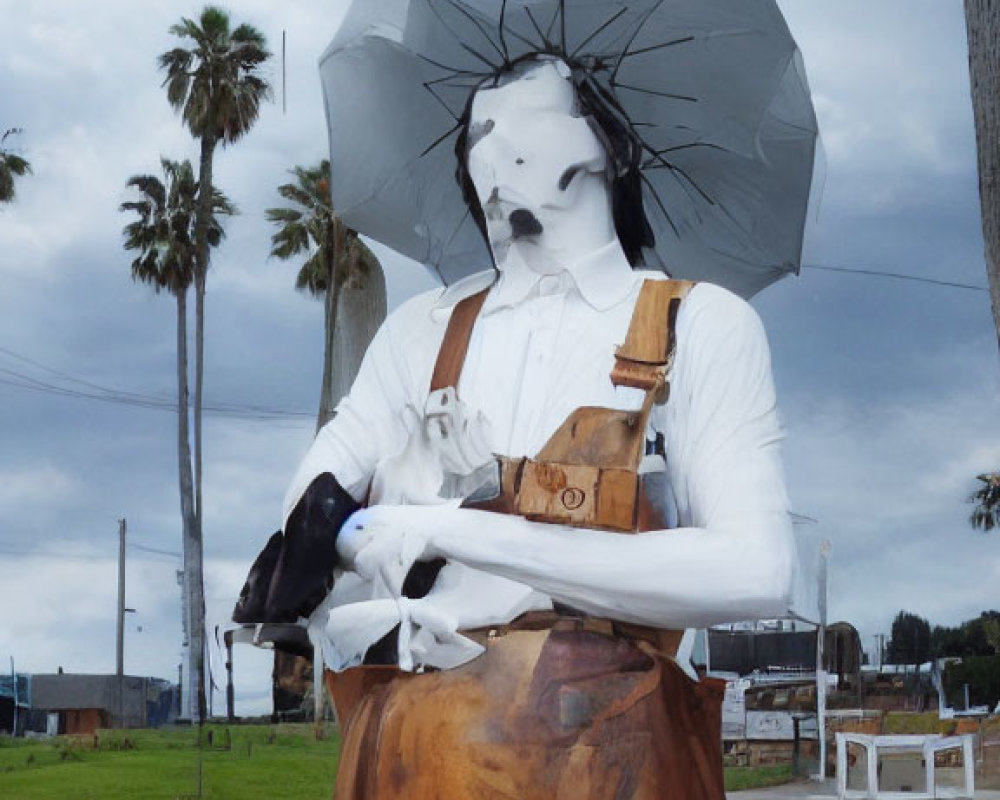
xmin=224 ymin=630 xmax=235 ymax=722
xmin=116 ymin=518 xmax=126 ymax=727
xmin=814 ymin=540 xmax=830 ymax=782
xmin=10 ymin=656 xmax=17 ymax=737
xmin=964 ymin=0 xmax=1000 ymax=354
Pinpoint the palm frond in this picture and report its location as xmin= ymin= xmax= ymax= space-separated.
xmin=120 ymin=157 xmax=234 ymax=296
xmin=968 ymin=472 xmax=1000 ymax=533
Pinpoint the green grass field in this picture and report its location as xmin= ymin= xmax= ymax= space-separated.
xmin=1 ymin=723 xmax=794 ymax=797
xmin=0 ymin=724 xmax=339 ymax=800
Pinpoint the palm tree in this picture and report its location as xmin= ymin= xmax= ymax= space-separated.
xmin=159 ymin=8 xmax=270 ymax=722
xmin=266 ymin=160 xmax=386 ymax=430
xmin=120 ymin=158 xmax=235 ymax=723
xmin=969 ymin=472 xmax=1000 ymax=532
xmin=1 ymin=128 xmax=31 ymax=204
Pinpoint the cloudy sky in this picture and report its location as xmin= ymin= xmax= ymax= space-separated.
xmin=1 ymin=0 xmax=998 ymax=721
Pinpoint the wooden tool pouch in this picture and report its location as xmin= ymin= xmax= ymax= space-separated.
xmin=439 ymin=278 xmax=694 ymax=533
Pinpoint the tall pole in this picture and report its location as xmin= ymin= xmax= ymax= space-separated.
xmin=117 ymin=518 xmax=126 ymax=727
xmin=314 ymin=643 xmax=325 ymax=739
xmin=815 ymin=539 xmax=830 ymax=781
xmin=10 ymin=656 xmax=17 ymax=737
xmin=224 ymin=631 xmax=235 ymax=722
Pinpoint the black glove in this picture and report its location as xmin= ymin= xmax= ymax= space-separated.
xmin=232 ymin=472 xmax=359 ymax=624
xmin=232 ymin=471 xmax=448 ymax=665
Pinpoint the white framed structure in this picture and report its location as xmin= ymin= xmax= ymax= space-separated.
xmin=835 ymin=732 xmax=975 ymax=799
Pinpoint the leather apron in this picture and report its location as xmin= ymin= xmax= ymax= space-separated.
xmin=325 ymin=279 xmax=726 ymax=799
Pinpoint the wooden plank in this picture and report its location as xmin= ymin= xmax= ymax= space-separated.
xmin=534 ymin=407 xmax=646 ymax=470
xmin=595 ymin=469 xmax=638 ymax=531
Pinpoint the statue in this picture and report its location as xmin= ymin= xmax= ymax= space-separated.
xmin=237 ymin=50 xmax=799 ymax=799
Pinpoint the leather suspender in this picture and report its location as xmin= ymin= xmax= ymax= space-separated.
xmin=429 ymin=288 xmax=490 ymax=394
xmin=611 ymin=279 xmax=694 ymax=394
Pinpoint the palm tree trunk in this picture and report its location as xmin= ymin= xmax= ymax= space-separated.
xmin=329 ymin=238 xmax=387 ymax=408
xmin=175 ymin=290 xmax=198 ymax=719
xmin=965 ymin=0 xmax=1000 ymax=356
xmin=279 ymin=225 xmax=387 ymax=720
xmin=189 ymin=132 xmax=217 ymax=725
xmin=317 ymin=217 xmax=347 ymax=431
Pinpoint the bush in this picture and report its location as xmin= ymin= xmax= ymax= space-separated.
xmin=943 ymin=655 xmax=1000 ymax=709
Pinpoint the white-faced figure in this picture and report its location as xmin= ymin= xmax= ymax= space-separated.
xmin=463 ymin=57 xmax=616 ymax=272
xmin=457 ymin=55 xmax=655 ymax=275
xmin=332 ymin=53 xmax=794 ymax=659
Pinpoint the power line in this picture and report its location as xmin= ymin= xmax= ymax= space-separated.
xmin=0 ymin=347 xmax=313 ymax=422
xmin=0 ymin=262 xmax=987 ymax=418
xmin=0 ymin=546 xmax=111 ymax=562
xmin=0 ymin=544 xmax=181 ymax=563
xmin=802 ymin=264 xmax=988 ymax=292
xmin=130 ymin=543 xmax=182 ymax=559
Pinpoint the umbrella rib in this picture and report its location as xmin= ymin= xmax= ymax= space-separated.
xmin=613 ymin=82 xmax=698 ymax=103
xmin=503 ymin=20 xmax=541 ymax=51
xmin=654 ymin=142 xmax=727 ymax=156
xmin=498 ymin=0 xmax=511 ymax=64
xmin=423 ymin=81 xmax=461 ymax=121
xmin=611 ymin=0 xmax=666 ymax=82
xmin=426 ymin=1 xmax=502 ymax=71
xmin=570 ymin=8 xmax=629 ymax=59
xmin=418 ymin=121 xmax=463 ymax=159
xmin=545 ymin=3 xmax=561 ymax=47
xmin=619 ymin=35 xmax=695 ymax=59
xmin=524 ymin=7 xmax=552 ymax=49
xmin=439 ymin=0 xmax=507 ymax=64
xmin=639 ymin=171 xmax=679 ymax=237
xmin=460 ymin=41 xmax=501 ymax=71
xmin=417 ymin=52 xmax=485 ymax=77
xmin=645 ymin=153 xmax=717 ymax=208
xmin=559 ymin=0 xmax=567 ymax=54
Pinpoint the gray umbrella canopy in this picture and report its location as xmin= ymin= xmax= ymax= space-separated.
xmin=319 ymin=0 xmax=817 ymax=298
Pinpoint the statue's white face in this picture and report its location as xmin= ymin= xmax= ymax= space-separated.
xmin=467 ymin=59 xmax=608 ymax=257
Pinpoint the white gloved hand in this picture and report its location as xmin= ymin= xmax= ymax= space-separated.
xmin=337 ymin=506 xmax=440 ymax=597
xmin=423 ymin=387 xmax=495 ymax=479
xmin=368 ymin=405 xmax=449 ymax=506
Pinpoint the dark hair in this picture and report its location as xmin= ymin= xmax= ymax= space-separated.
xmin=454 ymin=55 xmax=654 ymax=267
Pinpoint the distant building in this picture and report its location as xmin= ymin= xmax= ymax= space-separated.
xmin=706 ymin=620 xmax=863 ymax=689
xmin=29 ymin=673 xmax=178 ymax=735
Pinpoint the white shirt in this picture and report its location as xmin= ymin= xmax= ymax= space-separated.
xmin=285 ymin=241 xmax=794 ymax=671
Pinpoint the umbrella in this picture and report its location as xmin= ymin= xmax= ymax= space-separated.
xmin=319 ymin=0 xmax=818 ymax=298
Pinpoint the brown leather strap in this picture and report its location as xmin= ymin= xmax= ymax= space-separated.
xmin=429 ymin=288 xmax=490 ymax=393
xmin=611 ymin=279 xmax=694 ymax=391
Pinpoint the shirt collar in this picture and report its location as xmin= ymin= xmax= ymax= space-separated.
xmin=432 ymin=239 xmax=640 ymax=314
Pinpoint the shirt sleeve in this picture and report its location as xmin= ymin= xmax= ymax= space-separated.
xmin=660 ymin=281 xmax=792 ymax=545
xmin=281 ymin=294 xmax=434 ymax=525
